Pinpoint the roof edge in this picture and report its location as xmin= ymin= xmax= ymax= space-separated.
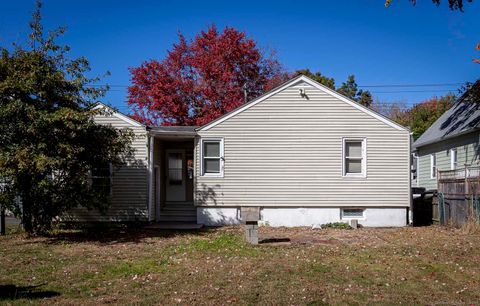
xmin=413 ymin=127 xmax=480 ymax=150
xmin=197 ymin=75 xmax=409 ymax=132
xmin=92 ymin=102 xmax=145 ymax=128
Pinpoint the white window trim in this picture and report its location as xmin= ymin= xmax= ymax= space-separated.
xmin=430 ymin=154 xmax=437 ymax=179
xmin=450 ymin=148 xmax=457 ymax=170
xmin=341 ymin=208 xmax=366 ymax=220
xmin=342 ymin=138 xmax=367 ymax=178
xmin=200 ymin=138 xmax=224 ymax=178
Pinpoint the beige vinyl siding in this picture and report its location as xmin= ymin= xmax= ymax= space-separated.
xmin=68 ymin=113 xmax=149 ymax=222
xmin=417 ymin=132 xmax=480 ymax=190
xmin=195 ymin=81 xmax=410 ymax=207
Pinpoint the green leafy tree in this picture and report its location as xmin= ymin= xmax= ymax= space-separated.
xmin=337 ymin=75 xmax=374 ymax=107
xmin=393 ymin=95 xmax=456 ymax=139
xmin=0 ymin=2 xmax=133 ymax=235
xmin=294 ymin=70 xmax=374 ymax=107
xmin=293 ymin=69 xmax=336 ymax=90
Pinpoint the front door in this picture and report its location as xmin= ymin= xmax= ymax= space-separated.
xmin=165 ymin=150 xmax=186 ymax=202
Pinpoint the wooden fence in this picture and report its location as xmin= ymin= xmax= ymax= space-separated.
xmin=437 ymin=165 xmax=480 ymax=226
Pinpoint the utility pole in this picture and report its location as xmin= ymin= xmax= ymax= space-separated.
xmin=243 ymin=83 xmax=248 ymax=103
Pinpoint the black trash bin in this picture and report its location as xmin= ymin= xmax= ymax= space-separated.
xmin=412 ymin=189 xmax=436 ymax=226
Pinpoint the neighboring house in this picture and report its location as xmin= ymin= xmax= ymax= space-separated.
xmin=72 ymin=75 xmax=411 ymax=227
xmin=413 ymin=82 xmax=480 ymax=190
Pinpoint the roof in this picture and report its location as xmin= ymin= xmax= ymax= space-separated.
xmin=92 ymin=102 xmax=145 ymax=128
xmin=149 ymin=126 xmax=197 ymax=133
xmin=197 ymin=75 xmax=409 ymax=132
xmin=413 ymin=81 xmax=480 ymax=149
xmin=149 ymin=126 xmax=198 ymax=137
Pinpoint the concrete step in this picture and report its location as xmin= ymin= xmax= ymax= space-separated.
xmin=158 ymin=215 xmax=197 ymax=222
xmin=162 ymin=205 xmax=196 ymax=211
xmin=165 ymin=201 xmax=194 ymax=206
xmin=160 ymin=210 xmax=196 ymax=217
xmin=145 ymin=222 xmax=203 ymax=230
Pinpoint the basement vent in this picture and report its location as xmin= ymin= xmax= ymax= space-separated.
xmin=342 ymin=208 xmax=364 ymax=219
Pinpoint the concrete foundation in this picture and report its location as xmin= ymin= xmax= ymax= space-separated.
xmin=197 ymin=207 xmax=407 ymax=227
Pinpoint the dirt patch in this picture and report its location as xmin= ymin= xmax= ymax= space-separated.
xmin=257 ymin=226 xmax=395 ymax=246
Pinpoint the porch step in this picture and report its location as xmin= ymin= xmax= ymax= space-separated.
xmin=146 ymin=222 xmax=203 ymax=230
xmin=159 ymin=201 xmax=196 ymax=222
xmin=160 ymin=209 xmax=196 ymax=217
xmin=163 ymin=205 xmax=196 ymax=211
xmin=158 ymin=215 xmax=197 ymax=222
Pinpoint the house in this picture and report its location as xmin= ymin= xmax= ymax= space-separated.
xmin=70 ymin=75 xmax=411 ymax=227
xmin=413 ymin=81 xmax=480 ymax=190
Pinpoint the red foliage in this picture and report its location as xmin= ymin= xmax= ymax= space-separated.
xmin=128 ymin=25 xmax=281 ymax=126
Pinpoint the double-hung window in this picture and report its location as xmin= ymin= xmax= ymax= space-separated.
xmin=343 ymin=138 xmax=366 ymax=177
xmin=91 ymin=162 xmax=112 ymax=195
xmin=430 ymin=154 xmax=437 ymax=179
xmin=201 ymin=138 xmax=224 ymax=177
xmin=450 ymin=149 xmax=458 ymax=170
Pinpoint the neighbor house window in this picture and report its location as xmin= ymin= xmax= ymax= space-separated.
xmin=450 ymin=149 xmax=458 ymax=170
xmin=342 ymin=208 xmax=364 ymax=219
xmin=343 ymin=138 xmax=366 ymax=177
xmin=201 ymin=138 xmax=224 ymax=177
xmin=430 ymin=154 xmax=437 ymax=179
xmin=91 ymin=162 xmax=112 ymax=195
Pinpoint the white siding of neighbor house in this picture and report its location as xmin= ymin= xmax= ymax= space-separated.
xmin=417 ymin=132 xmax=480 ymax=190
xmin=68 ymin=112 xmax=149 ymax=222
xmin=194 ymin=80 xmax=411 ymax=208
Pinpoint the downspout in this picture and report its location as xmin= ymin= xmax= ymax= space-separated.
xmin=408 ymin=132 xmax=413 ymax=225
xmin=147 ymin=134 xmax=155 ymax=222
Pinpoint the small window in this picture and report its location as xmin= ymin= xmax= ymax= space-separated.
xmin=450 ymin=149 xmax=458 ymax=170
xmin=342 ymin=208 xmax=364 ymax=219
xmin=430 ymin=154 xmax=437 ymax=179
xmin=343 ymin=138 xmax=366 ymax=177
xmin=201 ymin=138 xmax=224 ymax=177
xmin=91 ymin=162 xmax=112 ymax=195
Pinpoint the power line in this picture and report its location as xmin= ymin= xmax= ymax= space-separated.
xmin=370 ymin=89 xmax=457 ymax=94
xmin=87 ymin=82 xmax=466 ymax=89
xmin=358 ymin=82 xmax=463 ymax=88
xmin=104 ymin=88 xmax=458 ymax=94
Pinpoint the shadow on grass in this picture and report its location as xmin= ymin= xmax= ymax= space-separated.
xmin=259 ymin=237 xmax=291 ymax=244
xmin=0 ymin=284 xmax=60 ymax=300
xmin=43 ymin=226 xmax=215 ymax=245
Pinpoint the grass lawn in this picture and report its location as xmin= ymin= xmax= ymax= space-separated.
xmin=1 ymin=225 xmax=480 ymax=305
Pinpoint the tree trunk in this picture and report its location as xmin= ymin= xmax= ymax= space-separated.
xmin=0 ymin=209 xmax=5 ymax=235
xmin=22 ymin=198 xmax=33 ymax=234
xmin=20 ymin=176 xmax=34 ymax=234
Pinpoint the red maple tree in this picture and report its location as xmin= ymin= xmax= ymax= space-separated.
xmin=128 ymin=25 xmax=281 ymax=126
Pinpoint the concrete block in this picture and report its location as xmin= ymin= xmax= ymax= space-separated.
xmin=241 ymin=207 xmax=260 ymax=223
xmin=244 ymin=223 xmax=258 ymax=244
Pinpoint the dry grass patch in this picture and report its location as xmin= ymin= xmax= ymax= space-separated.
xmin=1 ymin=225 xmax=479 ymax=305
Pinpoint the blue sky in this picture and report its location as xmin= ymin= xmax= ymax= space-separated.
xmin=1 ymin=0 xmax=479 ymax=113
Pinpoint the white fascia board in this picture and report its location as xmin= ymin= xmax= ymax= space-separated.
xmin=93 ymin=103 xmax=144 ymax=128
xmin=198 ymin=75 xmax=409 ymax=132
